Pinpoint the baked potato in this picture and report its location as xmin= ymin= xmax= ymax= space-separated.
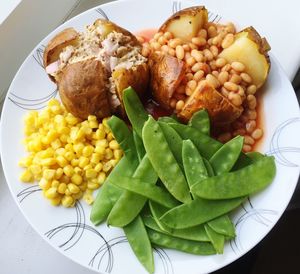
xmin=149 ymin=52 xmax=186 ymax=109
xmin=58 ymin=59 xmax=110 ymax=119
xmin=159 ymin=6 xmax=208 ymax=42
xmin=219 ymin=26 xmax=271 ymax=88
xmin=178 ymin=81 xmax=243 ymax=124
xmin=43 ymin=19 xmax=149 ymax=119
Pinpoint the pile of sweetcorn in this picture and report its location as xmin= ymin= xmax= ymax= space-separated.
xmin=19 ymin=99 xmax=123 ymax=207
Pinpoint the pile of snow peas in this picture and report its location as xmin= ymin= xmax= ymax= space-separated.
xmin=90 ymin=87 xmax=276 ymax=273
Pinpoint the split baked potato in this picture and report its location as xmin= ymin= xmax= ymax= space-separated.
xmin=178 ymin=81 xmax=243 ymax=124
xmin=219 ymin=26 xmax=270 ymax=88
xmin=43 ymin=19 xmax=149 ymax=119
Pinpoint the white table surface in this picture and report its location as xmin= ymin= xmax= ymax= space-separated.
xmin=1 ymin=1 xmax=300 ymax=274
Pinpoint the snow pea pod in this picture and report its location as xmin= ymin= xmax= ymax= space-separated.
xmin=188 ymin=109 xmax=210 ymax=135
xmin=133 ymin=131 xmax=145 ymax=162
xmin=147 ymin=229 xmax=216 ymax=255
xmin=142 ymin=116 xmax=191 ymax=203
xmin=170 ymin=123 xmax=222 ymax=159
xmin=124 ymin=216 xmax=154 ymax=274
xmin=111 ymin=177 xmax=179 ymax=208
xmin=107 ymin=115 xmax=138 ymax=163
xmin=123 ymin=87 xmax=148 ymax=138
xmin=160 ymin=197 xmax=245 ymax=229
xmin=158 ymin=121 xmax=184 ymax=166
xmin=208 ymin=215 xmax=235 ymax=238
xmin=149 ymin=201 xmax=171 ymax=233
xmin=204 ymin=224 xmax=225 ymax=254
xmin=158 ymin=116 xmax=179 ymax=124
xmin=142 ymin=215 xmax=210 ymax=242
xmin=107 ymin=155 xmax=158 ymax=227
xmin=209 ymin=136 xmax=244 ymax=175
xmin=191 ymin=156 xmax=276 ymax=199
xmin=90 ymin=156 xmax=134 ymax=225
xmin=182 ymin=140 xmax=207 ymax=192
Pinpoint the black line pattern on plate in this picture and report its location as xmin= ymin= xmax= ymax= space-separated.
xmin=172 ymin=1 xmax=181 ymax=13
xmin=32 ymin=46 xmax=45 ymax=68
xmin=266 ymin=117 xmax=300 ymax=167
xmin=95 ymin=7 xmax=109 ymax=20
xmin=90 ymin=235 xmax=173 ymax=274
xmin=8 ymin=88 xmax=58 ymax=110
xmin=17 ymin=185 xmax=42 ymax=203
xmin=230 ymin=197 xmax=278 ymax=253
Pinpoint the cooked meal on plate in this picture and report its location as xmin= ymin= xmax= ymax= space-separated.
xmin=18 ymin=6 xmax=276 ymax=273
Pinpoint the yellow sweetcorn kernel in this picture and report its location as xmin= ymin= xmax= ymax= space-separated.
xmin=60 ymin=175 xmax=70 ymax=184
xmin=41 ymin=158 xmax=56 ymax=166
xmin=65 ymin=113 xmax=79 ymax=125
xmin=94 ymin=128 xmax=106 ymax=140
xmin=83 ymin=191 xmax=94 ymax=205
xmin=55 ymin=168 xmax=64 ymax=179
xmin=79 ymin=182 xmax=87 ymax=192
xmin=97 ymin=172 xmax=106 ymax=184
xmin=83 ymin=164 xmax=93 ymax=171
xmin=60 ymin=134 xmax=69 ymax=144
xmin=20 ymin=169 xmax=33 ymax=183
xmin=71 ymin=173 xmax=83 ymax=185
xmin=51 ymin=139 xmax=62 ymax=150
xmin=114 ymin=149 xmax=123 ymax=160
xmin=61 ymin=195 xmax=74 ymax=207
xmin=85 ymin=169 xmax=97 ymax=179
xmin=51 ymin=180 xmax=60 ymax=188
xmin=43 ymin=169 xmax=56 ymax=180
xmin=104 ymin=148 xmax=113 ymax=160
xmin=78 ymin=156 xmax=89 ymax=168
xmin=97 ymin=139 xmax=108 ymax=148
xmin=50 ymin=196 xmax=62 ymax=206
xmin=45 ymin=187 xmax=58 ymax=199
xmin=18 ymin=156 xmax=33 ymax=167
xmin=29 ymin=165 xmax=42 ymax=176
xmin=87 ymin=180 xmax=100 ymax=190
xmin=74 ymin=167 xmax=82 ymax=174
xmin=90 ymin=153 xmax=101 ymax=164
xmin=57 ymin=183 xmax=67 ymax=194
xmin=72 ymin=191 xmax=83 ymax=200
xmin=71 ymin=158 xmax=79 ymax=167
xmin=39 ymin=178 xmax=51 ymax=190
xmin=65 ymin=143 xmax=73 ymax=151
xmin=107 ymin=132 xmax=114 ymax=142
xmin=68 ymin=183 xmax=80 ymax=194
xmin=82 ymin=145 xmax=94 ymax=157
xmin=73 ymin=143 xmax=84 ymax=155
xmin=63 ymin=165 xmax=74 ymax=177
xmin=94 ymin=163 xmax=103 ymax=172
xmin=109 ymin=140 xmax=119 ymax=150
xmin=94 ymin=145 xmax=105 ymax=155
xmin=56 ymin=155 xmax=68 ymax=167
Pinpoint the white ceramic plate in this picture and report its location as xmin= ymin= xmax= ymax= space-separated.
xmin=1 ymin=0 xmax=300 ymax=273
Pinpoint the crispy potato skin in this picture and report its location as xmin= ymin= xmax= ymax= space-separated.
xmin=149 ymin=52 xmax=186 ymax=110
xmin=58 ymin=59 xmax=111 ymax=119
xmin=178 ymin=81 xmax=243 ymax=124
xmin=43 ymin=28 xmax=79 ymax=69
xmin=112 ymin=63 xmax=149 ymax=101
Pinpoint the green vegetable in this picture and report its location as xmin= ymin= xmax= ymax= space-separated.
xmin=143 ymin=215 xmax=210 ymax=242
xmin=204 ymin=224 xmax=225 ymax=254
xmin=142 ymin=116 xmax=191 ymax=203
xmin=158 ymin=116 xmax=179 ymax=124
xmin=208 ymin=215 xmax=235 ymax=238
xmin=209 ymin=136 xmax=244 ymax=175
xmin=111 ymin=176 xmax=179 ymax=208
xmin=170 ymin=123 xmax=222 ymax=159
xmin=90 ymin=157 xmax=133 ymax=225
xmin=124 ymin=216 xmax=154 ymax=274
xmin=107 ymin=155 xmax=157 ymax=227
xmin=160 ymin=197 xmax=245 ymax=229
xmin=149 ymin=201 xmax=171 ymax=233
xmin=191 ymin=156 xmax=276 ymax=199
xmin=107 ymin=115 xmax=138 ymax=164
xmin=182 ymin=139 xmax=207 ymax=192
xmin=158 ymin=121 xmax=184 ymax=166
xmin=188 ymin=109 xmax=210 ymax=135
xmin=133 ymin=131 xmax=146 ymax=162
xmin=123 ymin=87 xmax=148 ymax=138
xmin=147 ymin=229 xmax=216 ymax=255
